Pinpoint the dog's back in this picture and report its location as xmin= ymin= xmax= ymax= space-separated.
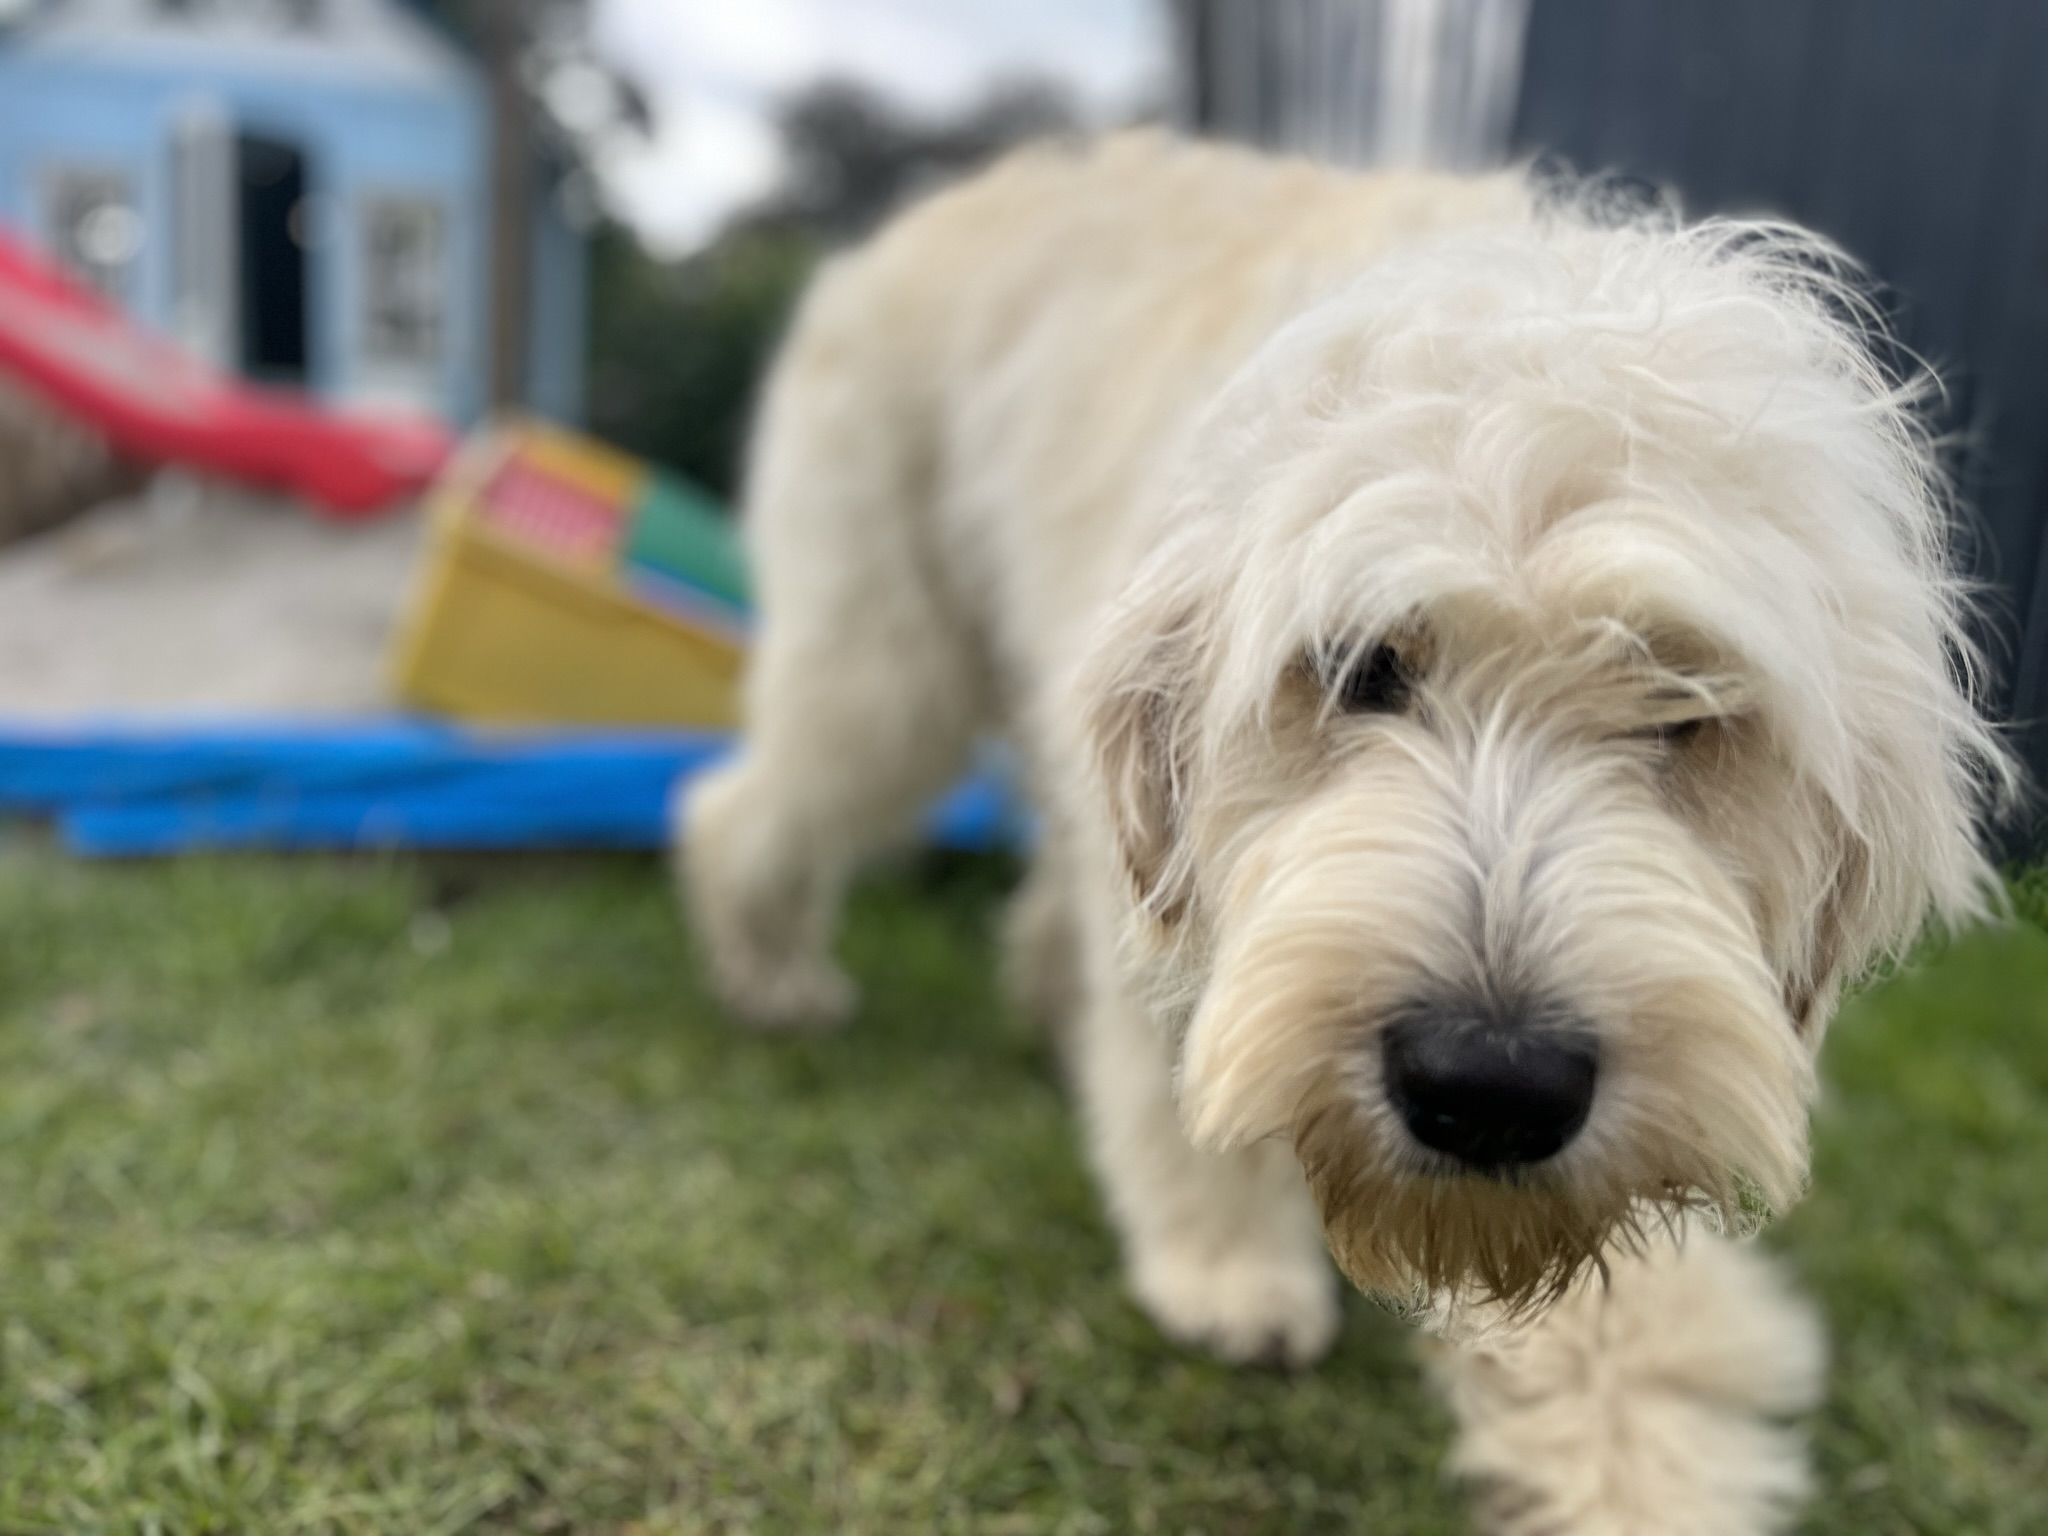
xmin=747 ymin=133 xmax=1531 ymax=734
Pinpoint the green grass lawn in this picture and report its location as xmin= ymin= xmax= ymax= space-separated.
xmin=0 ymin=838 xmax=2041 ymax=1534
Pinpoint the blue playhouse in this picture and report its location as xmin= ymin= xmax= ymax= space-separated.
xmin=0 ymin=0 xmax=586 ymax=425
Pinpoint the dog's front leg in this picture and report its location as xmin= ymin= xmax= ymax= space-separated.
xmin=1074 ymin=965 xmax=1340 ymax=1369
xmin=1423 ymin=1227 xmax=1825 ymax=1536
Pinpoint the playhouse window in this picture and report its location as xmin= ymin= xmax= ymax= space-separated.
xmin=41 ymin=168 xmax=142 ymax=303
xmin=361 ymin=195 xmax=445 ymax=370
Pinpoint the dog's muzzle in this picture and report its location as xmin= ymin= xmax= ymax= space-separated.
xmin=1381 ymin=1000 xmax=1598 ymax=1170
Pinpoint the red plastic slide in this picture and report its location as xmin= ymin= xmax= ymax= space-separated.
xmin=0 ymin=226 xmax=452 ymax=517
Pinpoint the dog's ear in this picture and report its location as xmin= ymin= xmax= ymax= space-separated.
xmin=1078 ymin=571 xmax=1208 ymax=930
xmin=1786 ymin=722 xmax=2011 ymax=1039
xmin=1781 ymin=833 xmax=1868 ymax=1038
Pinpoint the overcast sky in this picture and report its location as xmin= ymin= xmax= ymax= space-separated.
xmin=586 ymin=0 xmax=1170 ymax=254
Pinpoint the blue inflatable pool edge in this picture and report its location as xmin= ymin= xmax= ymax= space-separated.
xmin=0 ymin=717 xmax=1025 ymax=858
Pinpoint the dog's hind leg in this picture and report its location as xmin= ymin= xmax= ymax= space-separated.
xmin=1424 ymin=1227 xmax=1825 ymax=1536
xmin=1000 ymin=821 xmax=1084 ymax=1041
xmin=678 ymin=264 xmax=985 ymax=1031
xmin=1076 ymin=947 xmax=1342 ymax=1368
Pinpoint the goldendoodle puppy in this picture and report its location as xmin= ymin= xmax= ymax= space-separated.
xmin=682 ymin=132 xmax=2011 ymax=1534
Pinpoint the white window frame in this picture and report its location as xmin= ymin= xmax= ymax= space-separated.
xmin=40 ymin=164 xmax=143 ymax=304
xmin=358 ymin=192 xmax=448 ymax=379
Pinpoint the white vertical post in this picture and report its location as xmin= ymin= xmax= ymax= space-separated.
xmin=1172 ymin=0 xmax=1531 ymax=173
xmin=170 ymin=97 xmax=239 ymax=370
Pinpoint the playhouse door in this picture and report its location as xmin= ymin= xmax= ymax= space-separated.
xmin=236 ymin=132 xmax=309 ymax=385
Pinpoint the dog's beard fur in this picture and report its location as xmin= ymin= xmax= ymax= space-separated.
xmin=1079 ymin=209 xmax=2016 ymax=1316
xmin=1178 ymin=687 xmax=1813 ymax=1313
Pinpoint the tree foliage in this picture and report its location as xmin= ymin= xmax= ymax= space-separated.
xmin=586 ymin=221 xmax=816 ymax=504
xmin=587 ymin=79 xmax=1079 ymax=501
xmin=745 ymin=78 xmax=1080 ymax=242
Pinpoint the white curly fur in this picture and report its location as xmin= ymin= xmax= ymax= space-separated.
xmin=681 ymin=132 xmax=2010 ymax=1533
xmin=1423 ymin=1224 xmax=1828 ymax=1536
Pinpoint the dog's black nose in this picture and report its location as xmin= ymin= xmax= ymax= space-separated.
xmin=1381 ymin=1003 xmax=1597 ymax=1169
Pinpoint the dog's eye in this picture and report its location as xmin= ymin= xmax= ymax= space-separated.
xmin=1335 ymin=644 xmax=1411 ymax=714
xmin=1634 ymin=717 xmax=1706 ymax=748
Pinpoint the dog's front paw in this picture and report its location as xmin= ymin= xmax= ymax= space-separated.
xmin=1131 ymin=1246 xmax=1341 ymax=1369
xmin=719 ymin=956 xmax=860 ymax=1033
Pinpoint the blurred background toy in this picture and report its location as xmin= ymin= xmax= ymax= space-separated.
xmin=0 ymin=228 xmax=453 ymax=516
xmin=391 ymin=419 xmax=746 ymax=728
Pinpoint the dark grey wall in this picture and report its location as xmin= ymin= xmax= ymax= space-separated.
xmin=1513 ymin=0 xmax=2048 ymax=845
xmin=1167 ymin=0 xmax=1528 ymax=169
xmin=1169 ymin=0 xmax=1388 ymax=161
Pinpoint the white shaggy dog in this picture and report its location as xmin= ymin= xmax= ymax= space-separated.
xmin=682 ymin=133 xmax=2011 ymax=1533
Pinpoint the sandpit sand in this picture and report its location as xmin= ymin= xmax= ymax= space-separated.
xmin=0 ymin=476 xmax=426 ymax=719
